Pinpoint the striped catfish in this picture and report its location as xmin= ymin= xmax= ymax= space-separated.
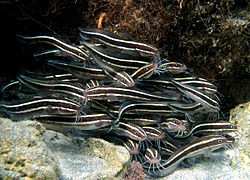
xmin=48 ymin=59 xmax=134 ymax=88
xmin=34 ymin=45 xmax=87 ymax=59
xmin=156 ymin=62 xmax=187 ymax=74
xmin=78 ymin=28 xmax=159 ymax=57
xmin=35 ymin=113 xmax=112 ymax=131
xmin=111 ymin=122 xmax=147 ymax=141
xmin=84 ymin=86 xmax=178 ymax=103
xmin=160 ymin=140 xmax=179 ymax=156
xmin=120 ymin=114 xmax=160 ymax=126
xmin=147 ymin=135 xmax=235 ymax=177
xmin=79 ymin=43 xmax=136 ymax=87
xmin=92 ymin=101 xmax=168 ymax=123
xmin=0 ymin=97 xmax=82 ymax=121
xmin=47 ymin=60 xmax=107 ymax=80
xmin=142 ymin=127 xmax=166 ymax=150
xmin=18 ymin=72 xmax=76 ymax=84
xmin=167 ymin=102 xmax=204 ymax=113
xmin=116 ymin=102 xmax=175 ymax=123
xmin=106 ymin=104 xmax=163 ymax=126
xmin=160 ymin=118 xmax=190 ymax=138
xmin=110 ymin=101 xmax=178 ymax=128
xmin=20 ymin=69 xmax=78 ymax=82
xmin=80 ymin=40 xmax=150 ymax=71
xmin=171 ymin=80 xmax=220 ymax=112
xmin=166 ymin=102 xmax=206 ymax=121
xmin=43 ymin=74 xmax=78 ymax=82
xmin=173 ymin=77 xmax=218 ymax=94
xmin=123 ymin=138 xmax=140 ymax=155
xmin=123 ymin=139 xmax=144 ymax=163
xmin=159 ymin=102 xmax=204 ymax=122
xmin=140 ymin=77 xmax=217 ymax=95
xmin=131 ymin=64 xmax=158 ymax=79
xmin=142 ymin=127 xmax=166 ymax=141
xmin=17 ymin=74 xmax=86 ymax=102
xmin=177 ymin=121 xmax=236 ymax=138
xmin=17 ymin=35 xmax=89 ymax=61
xmin=138 ymin=79 xmax=178 ymax=94
xmin=142 ymin=148 xmax=165 ymax=174
xmin=103 ymin=70 xmax=135 ymax=88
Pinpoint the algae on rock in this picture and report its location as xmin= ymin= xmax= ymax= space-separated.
xmin=0 ymin=118 xmax=61 ymax=179
xmin=82 ymin=137 xmax=130 ymax=179
xmin=229 ymin=101 xmax=250 ymax=172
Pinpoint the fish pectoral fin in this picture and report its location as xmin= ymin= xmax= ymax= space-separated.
xmin=182 ymin=157 xmax=196 ymax=167
xmin=203 ymin=149 xmax=213 ymax=158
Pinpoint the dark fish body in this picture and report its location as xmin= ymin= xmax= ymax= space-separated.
xmin=36 ymin=113 xmax=112 ymax=131
xmin=17 ymin=74 xmax=86 ymax=101
xmin=171 ymin=80 xmax=220 ymax=112
xmin=79 ymin=28 xmax=159 ymax=57
xmin=111 ymin=122 xmax=147 ymax=141
xmin=17 ymin=35 xmax=89 ymax=61
xmin=85 ymin=86 xmax=178 ymax=102
xmin=148 ymin=135 xmax=234 ymax=177
xmin=47 ymin=60 xmax=107 ymax=80
xmin=0 ymin=97 xmax=82 ymax=121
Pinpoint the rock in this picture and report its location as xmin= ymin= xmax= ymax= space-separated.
xmin=0 ymin=118 xmax=61 ymax=179
xmin=229 ymin=101 xmax=250 ymax=172
xmin=82 ymin=137 xmax=130 ymax=179
xmin=124 ymin=161 xmax=145 ymax=180
xmin=44 ymin=130 xmax=130 ymax=179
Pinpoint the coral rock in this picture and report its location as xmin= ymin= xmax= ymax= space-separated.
xmin=229 ymin=101 xmax=250 ymax=171
xmin=44 ymin=130 xmax=130 ymax=179
xmin=0 ymin=118 xmax=61 ymax=179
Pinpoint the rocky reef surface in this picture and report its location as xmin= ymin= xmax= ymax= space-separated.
xmin=43 ymin=130 xmax=130 ymax=179
xmin=0 ymin=118 xmax=130 ymax=179
xmin=0 ymin=118 xmax=61 ymax=179
xmin=229 ymin=101 xmax=250 ymax=174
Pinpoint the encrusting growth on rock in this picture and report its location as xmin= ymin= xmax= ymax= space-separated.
xmin=124 ymin=161 xmax=145 ymax=180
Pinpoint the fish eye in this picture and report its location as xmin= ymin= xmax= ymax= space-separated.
xmin=218 ymin=139 xmax=223 ymax=143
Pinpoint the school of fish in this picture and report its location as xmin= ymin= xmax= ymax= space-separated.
xmin=0 ymin=28 xmax=236 ymax=177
